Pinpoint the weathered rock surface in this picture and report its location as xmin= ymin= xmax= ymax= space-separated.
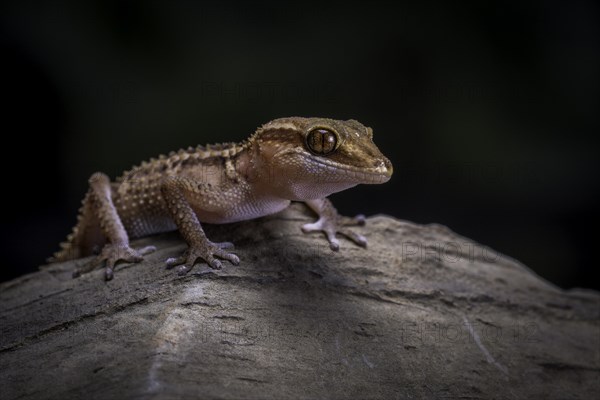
xmin=1 ymin=203 xmax=598 ymax=399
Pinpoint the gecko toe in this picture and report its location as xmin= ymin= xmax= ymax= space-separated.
xmin=329 ymin=239 xmax=340 ymax=251
xmin=165 ymin=256 xmax=185 ymax=268
xmin=340 ymin=214 xmax=366 ymax=227
xmin=166 ymin=241 xmax=238 ymax=275
xmin=104 ymin=257 xmax=119 ymax=281
xmin=339 ymin=229 xmax=368 ymax=247
xmin=207 ymin=256 xmax=223 ymax=270
xmin=214 ymin=249 xmax=240 ymax=265
xmin=353 ymin=214 xmax=366 ymax=226
xmin=139 ymin=245 xmax=157 ymax=255
xmin=177 ymin=265 xmax=191 ymax=276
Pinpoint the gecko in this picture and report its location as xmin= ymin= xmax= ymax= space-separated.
xmin=49 ymin=117 xmax=393 ymax=280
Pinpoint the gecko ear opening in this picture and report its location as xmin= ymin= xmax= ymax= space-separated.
xmin=306 ymin=128 xmax=338 ymax=155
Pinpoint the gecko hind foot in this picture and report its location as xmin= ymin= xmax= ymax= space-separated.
xmin=165 ymin=241 xmax=239 ymax=276
xmin=73 ymin=244 xmax=156 ymax=280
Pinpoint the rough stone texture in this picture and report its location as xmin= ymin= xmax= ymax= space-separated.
xmin=1 ymin=203 xmax=598 ymax=399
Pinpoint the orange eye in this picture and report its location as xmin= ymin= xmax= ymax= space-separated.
xmin=306 ymin=128 xmax=338 ymax=155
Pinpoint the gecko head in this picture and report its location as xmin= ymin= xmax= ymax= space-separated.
xmin=252 ymin=117 xmax=393 ymax=200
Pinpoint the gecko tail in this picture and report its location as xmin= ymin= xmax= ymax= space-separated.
xmin=49 ymin=234 xmax=81 ymax=262
xmin=48 ymin=192 xmax=105 ymax=263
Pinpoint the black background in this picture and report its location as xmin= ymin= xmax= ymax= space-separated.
xmin=1 ymin=1 xmax=598 ymax=289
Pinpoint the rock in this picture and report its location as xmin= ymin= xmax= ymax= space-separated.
xmin=1 ymin=203 xmax=598 ymax=399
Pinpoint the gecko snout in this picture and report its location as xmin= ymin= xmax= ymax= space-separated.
xmin=376 ymin=157 xmax=393 ymax=177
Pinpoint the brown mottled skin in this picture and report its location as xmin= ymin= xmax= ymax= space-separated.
xmin=50 ymin=117 xmax=393 ymax=280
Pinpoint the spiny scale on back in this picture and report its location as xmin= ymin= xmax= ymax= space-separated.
xmin=118 ymin=141 xmax=243 ymax=182
xmin=115 ymin=116 xmax=309 ymax=185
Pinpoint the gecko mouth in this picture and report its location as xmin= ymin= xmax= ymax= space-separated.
xmin=299 ymin=152 xmax=392 ymax=184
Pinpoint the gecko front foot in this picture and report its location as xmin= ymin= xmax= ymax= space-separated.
xmin=165 ymin=241 xmax=239 ymax=276
xmin=73 ymin=244 xmax=156 ymax=280
xmin=302 ymin=213 xmax=367 ymax=251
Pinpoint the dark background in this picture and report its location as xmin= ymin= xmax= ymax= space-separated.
xmin=1 ymin=1 xmax=598 ymax=289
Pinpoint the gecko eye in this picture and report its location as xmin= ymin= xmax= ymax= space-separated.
xmin=306 ymin=128 xmax=338 ymax=155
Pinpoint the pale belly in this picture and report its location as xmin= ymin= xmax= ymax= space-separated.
xmin=122 ymin=190 xmax=291 ymax=238
xmin=192 ymin=198 xmax=291 ymax=224
xmin=125 ymin=198 xmax=291 ymax=238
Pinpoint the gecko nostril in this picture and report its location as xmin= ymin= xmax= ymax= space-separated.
xmin=377 ymin=158 xmax=393 ymax=176
xmin=374 ymin=159 xmax=387 ymax=169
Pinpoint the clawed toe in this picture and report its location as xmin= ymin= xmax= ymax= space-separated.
xmin=340 ymin=214 xmax=366 ymax=226
xmin=339 ymin=229 xmax=367 ymax=247
xmin=164 ymin=241 xmax=239 ymax=275
xmin=353 ymin=214 xmax=366 ymax=226
xmin=301 ymin=215 xmax=368 ymax=250
xmin=177 ymin=265 xmax=191 ymax=276
xmin=138 ymin=245 xmax=157 ymax=255
xmin=165 ymin=256 xmax=185 ymax=268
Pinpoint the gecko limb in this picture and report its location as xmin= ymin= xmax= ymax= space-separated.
xmin=161 ymin=177 xmax=240 ymax=275
xmin=73 ymin=172 xmax=156 ymax=280
xmin=302 ymin=198 xmax=367 ymax=251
